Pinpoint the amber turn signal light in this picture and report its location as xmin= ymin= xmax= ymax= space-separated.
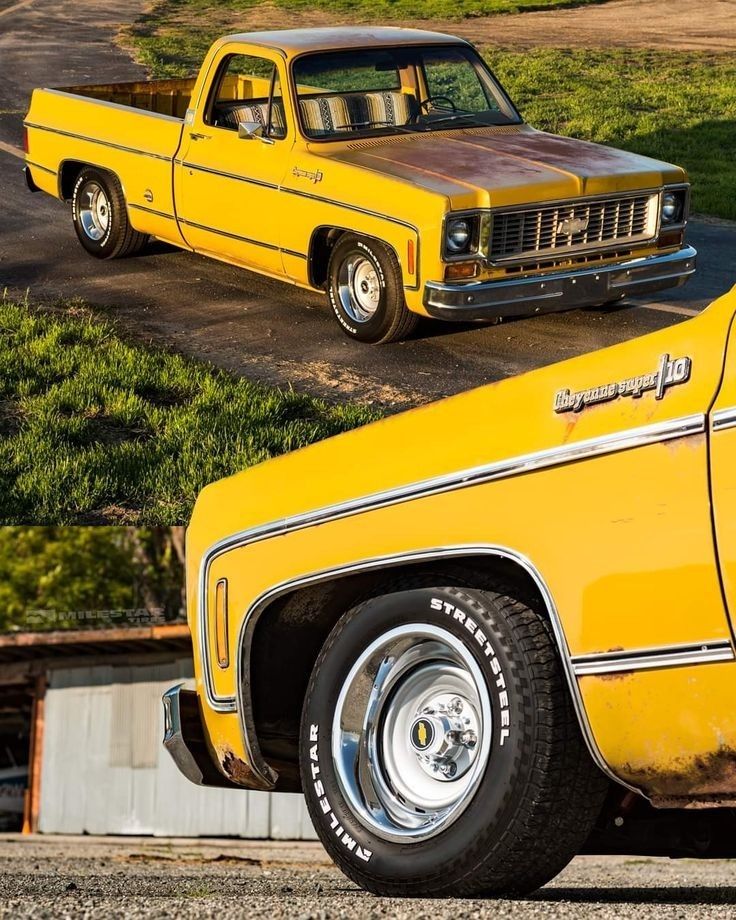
xmin=444 ymin=262 xmax=479 ymax=281
xmin=657 ymin=229 xmax=684 ymax=249
xmin=215 ymin=578 xmax=229 ymax=668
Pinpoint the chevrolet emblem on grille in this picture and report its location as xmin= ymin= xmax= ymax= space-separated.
xmin=556 ymin=216 xmax=589 ymax=236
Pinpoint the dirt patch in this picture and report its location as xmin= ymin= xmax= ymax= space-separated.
xmin=228 ymin=0 xmax=736 ymax=51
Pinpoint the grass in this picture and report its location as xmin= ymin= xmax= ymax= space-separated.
xmin=123 ymin=3 xmax=736 ymax=222
xmin=0 ymin=296 xmax=378 ymax=525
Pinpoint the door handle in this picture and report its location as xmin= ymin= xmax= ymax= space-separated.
xmin=189 ymin=132 xmax=211 ymax=141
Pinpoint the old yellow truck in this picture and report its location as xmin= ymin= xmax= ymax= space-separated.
xmin=165 ymin=283 xmax=736 ymax=896
xmin=24 ymin=27 xmax=695 ymax=343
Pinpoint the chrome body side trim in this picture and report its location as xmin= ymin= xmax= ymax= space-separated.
xmin=423 ymin=246 xmax=697 ymax=321
xmin=176 ymin=159 xmax=279 ymax=190
xmin=128 ymin=202 xmax=176 ymax=221
xmin=712 ymin=407 xmax=736 ymax=432
xmin=233 ymin=545 xmax=641 ymax=793
xmin=25 ymin=159 xmax=56 ymax=176
xmin=572 ymin=640 xmax=734 ymax=676
xmin=198 ymin=412 xmax=706 ymax=713
xmin=24 ymin=121 xmax=174 ymax=162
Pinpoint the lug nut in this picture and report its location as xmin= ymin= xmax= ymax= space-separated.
xmin=447 ymin=697 xmax=464 ymax=715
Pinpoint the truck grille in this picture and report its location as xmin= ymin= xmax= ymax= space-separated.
xmin=489 ymin=193 xmax=657 ymax=262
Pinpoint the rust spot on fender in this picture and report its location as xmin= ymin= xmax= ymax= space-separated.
xmin=621 ymin=747 xmax=736 ymax=799
xmin=218 ymin=748 xmax=272 ymax=790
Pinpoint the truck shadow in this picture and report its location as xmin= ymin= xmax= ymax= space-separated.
xmin=533 ymin=886 xmax=736 ymax=905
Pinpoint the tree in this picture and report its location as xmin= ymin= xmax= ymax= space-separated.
xmin=0 ymin=528 xmax=185 ymax=632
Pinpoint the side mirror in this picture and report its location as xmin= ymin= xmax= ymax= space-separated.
xmin=238 ymin=121 xmax=264 ymax=140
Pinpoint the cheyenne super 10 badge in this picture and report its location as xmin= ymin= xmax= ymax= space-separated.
xmin=554 ymin=353 xmax=692 ymax=414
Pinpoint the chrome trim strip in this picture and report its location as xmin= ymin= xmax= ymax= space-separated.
xmin=178 ymin=217 xmax=281 ymax=252
xmin=177 ymin=159 xmax=279 ymax=190
xmin=128 ymin=202 xmax=175 ymax=221
xmin=197 ymin=412 xmax=706 ymax=712
xmin=24 ymin=121 xmax=173 ymax=162
xmin=572 ymin=640 xmax=734 ymax=676
xmin=233 ymin=545 xmax=641 ymax=793
xmin=25 ymin=159 xmax=56 ymax=176
xmin=282 ymin=185 xmax=418 ymax=234
xmin=712 ymin=407 xmax=736 ymax=432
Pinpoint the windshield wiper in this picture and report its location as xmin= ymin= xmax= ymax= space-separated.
xmin=425 ymin=112 xmax=486 ymax=129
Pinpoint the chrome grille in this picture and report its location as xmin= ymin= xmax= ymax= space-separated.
xmin=489 ymin=193 xmax=656 ymax=262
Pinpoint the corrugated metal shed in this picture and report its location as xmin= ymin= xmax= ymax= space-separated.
xmin=39 ymin=659 xmax=316 ymax=839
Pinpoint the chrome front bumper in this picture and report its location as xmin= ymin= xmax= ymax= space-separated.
xmin=162 ymin=684 xmax=239 ymax=788
xmin=423 ymin=245 xmax=697 ymax=321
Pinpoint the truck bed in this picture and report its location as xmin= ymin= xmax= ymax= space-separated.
xmin=56 ymin=78 xmax=197 ymax=119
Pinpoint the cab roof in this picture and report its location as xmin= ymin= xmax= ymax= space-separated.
xmin=220 ymin=26 xmax=469 ymax=56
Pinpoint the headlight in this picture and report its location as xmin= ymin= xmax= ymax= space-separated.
xmin=660 ymin=188 xmax=687 ymax=225
xmin=446 ymin=218 xmax=472 ymax=253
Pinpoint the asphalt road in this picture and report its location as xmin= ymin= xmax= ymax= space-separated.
xmin=2 ymin=835 xmax=736 ymax=919
xmin=1 ymin=0 xmax=736 ymax=408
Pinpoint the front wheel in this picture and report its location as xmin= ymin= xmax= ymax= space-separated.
xmin=327 ymin=235 xmax=418 ymax=344
xmin=71 ymin=167 xmax=148 ymax=259
xmin=300 ymin=585 xmax=608 ymax=897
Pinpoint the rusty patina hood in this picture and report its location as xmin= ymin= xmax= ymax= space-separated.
xmin=323 ymin=125 xmax=686 ymax=210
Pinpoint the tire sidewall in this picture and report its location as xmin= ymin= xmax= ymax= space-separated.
xmin=328 ymin=238 xmax=396 ymax=343
xmin=72 ymin=169 xmax=117 ymax=256
xmin=300 ymin=587 xmax=535 ymax=886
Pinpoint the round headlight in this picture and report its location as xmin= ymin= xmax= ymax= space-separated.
xmin=446 ymin=218 xmax=472 ymax=253
xmin=661 ymin=191 xmax=680 ymax=223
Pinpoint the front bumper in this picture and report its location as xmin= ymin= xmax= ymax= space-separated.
xmin=162 ymin=684 xmax=240 ymax=788
xmin=423 ymin=245 xmax=697 ymax=321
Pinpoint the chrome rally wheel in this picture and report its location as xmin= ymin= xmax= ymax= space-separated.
xmin=300 ymin=585 xmax=608 ymax=898
xmin=337 ymin=253 xmax=382 ymax=324
xmin=332 ymin=624 xmax=491 ymax=841
xmin=78 ymin=181 xmax=111 ymax=242
xmin=327 ymin=234 xmax=418 ymax=343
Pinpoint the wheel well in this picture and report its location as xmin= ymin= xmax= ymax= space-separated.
xmin=248 ymin=554 xmax=550 ymax=791
xmin=58 ymin=160 xmax=88 ymax=201
xmin=308 ymin=226 xmax=346 ymax=289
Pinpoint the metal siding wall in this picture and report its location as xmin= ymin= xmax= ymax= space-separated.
xmin=38 ymin=660 xmax=316 ymax=840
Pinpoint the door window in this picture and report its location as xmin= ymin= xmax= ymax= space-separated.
xmin=207 ymin=53 xmax=286 ymax=139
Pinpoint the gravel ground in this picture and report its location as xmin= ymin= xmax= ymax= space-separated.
xmin=1 ymin=835 xmax=736 ymax=919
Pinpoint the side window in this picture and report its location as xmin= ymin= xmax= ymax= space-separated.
xmin=207 ymin=53 xmax=286 ymax=139
xmin=423 ymin=49 xmax=492 ymax=114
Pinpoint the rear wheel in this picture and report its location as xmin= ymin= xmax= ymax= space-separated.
xmin=300 ymin=585 xmax=608 ymax=897
xmin=71 ymin=167 xmax=148 ymax=259
xmin=327 ymin=234 xmax=418 ymax=344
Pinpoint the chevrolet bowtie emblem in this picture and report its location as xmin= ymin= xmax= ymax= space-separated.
xmin=556 ymin=215 xmax=589 ymax=236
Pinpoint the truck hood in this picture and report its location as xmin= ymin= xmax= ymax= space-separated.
xmin=323 ymin=125 xmax=685 ymax=209
xmin=188 ymin=289 xmax=736 ymax=562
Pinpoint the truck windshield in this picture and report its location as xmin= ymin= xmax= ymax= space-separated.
xmin=292 ymin=45 xmax=521 ymax=140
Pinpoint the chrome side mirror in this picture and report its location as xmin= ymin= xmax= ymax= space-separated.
xmin=238 ymin=121 xmax=264 ymax=140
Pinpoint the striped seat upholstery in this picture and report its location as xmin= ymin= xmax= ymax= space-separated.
xmin=214 ymin=100 xmax=286 ymax=137
xmin=363 ymin=91 xmax=416 ymax=127
xmin=299 ymin=91 xmax=417 ymax=135
xmin=299 ymin=95 xmax=352 ymax=135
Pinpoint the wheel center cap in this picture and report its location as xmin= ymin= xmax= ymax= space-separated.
xmin=410 ymin=716 xmax=437 ymax=752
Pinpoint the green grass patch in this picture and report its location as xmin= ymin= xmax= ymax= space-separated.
xmin=123 ymin=0 xmax=736 ymax=221
xmin=0 ymin=296 xmax=378 ymax=525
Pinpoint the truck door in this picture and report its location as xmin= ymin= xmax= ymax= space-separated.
xmin=175 ymin=46 xmax=293 ymax=275
xmin=710 ymin=310 xmax=736 ymax=627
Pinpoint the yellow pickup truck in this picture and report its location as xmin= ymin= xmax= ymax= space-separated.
xmin=164 ymin=284 xmax=736 ymax=897
xmin=25 ymin=26 xmax=695 ymax=343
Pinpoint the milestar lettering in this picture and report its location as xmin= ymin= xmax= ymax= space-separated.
xmin=308 ymin=724 xmax=372 ymax=862
xmin=430 ymin=598 xmax=511 ymax=746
